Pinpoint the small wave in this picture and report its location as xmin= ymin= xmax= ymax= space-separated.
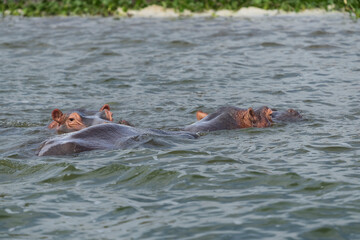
xmin=39 ymin=163 xmax=131 ymax=184
xmin=272 ymin=73 xmax=301 ymax=80
xmin=307 ymin=30 xmax=335 ymax=37
xmin=255 ymin=90 xmax=286 ymax=95
xmin=101 ymin=50 xmax=120 ymax=56
xmin=119 ymin=39 xmax=145 ymax=45
xmin=167 ymin=40 xmax=196 ymax=48
xmin=163 ymin=79 xmax=198 ymax=85
xmin=206 ymin=156 xmax=239 ymax=164
xmin=96 ymin=205 xmax=137 ymax=222
xmin=110 ymin=166 xmax=180 ymax=189
xmin=306 ymin=142 xmax=353 ymax=152
xmin=0 ymin=159 xmax=28 ymax=175
xmin=159 ymin=150 xmax=210 ymax=157
xmin=261 ymin=42 xmax=285 ymax=47
xmin=300 ymin=226 xmax=340 ymax=239
xmin=0 ymin=121 xmax=40 ymax=128
xmin=0 ymin=41 xmax=53 ymax=49
xmin=303 ymin=44 xmax=339 ymax=50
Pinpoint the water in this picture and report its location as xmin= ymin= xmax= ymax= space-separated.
xmin=0 ymin=14 xmax=360 ymax=239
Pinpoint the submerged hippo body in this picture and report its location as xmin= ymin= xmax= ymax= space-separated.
xmin=37 ymin=123 xmax=198 ymax=156
xmin=48 ymin=104 xmax=114 ymax=133
xmin=184 ymin=106 xmax=273 ymax=133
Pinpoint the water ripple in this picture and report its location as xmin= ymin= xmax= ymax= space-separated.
xmin=1 ymin=15 xmax=360 ymax=239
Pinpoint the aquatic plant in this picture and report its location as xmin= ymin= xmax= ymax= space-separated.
xmin=1 ymin=0 xmax=359 ymax=18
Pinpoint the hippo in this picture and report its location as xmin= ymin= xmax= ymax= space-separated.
xmin=48 ymin=104 xmax=114 ymax=133
xmin=37 ymin=123 xmax=198 ymax=156
xmin=184 ymin=106 xmax=273 ymax=133
xmin=189 ymin=106 xmax=302 ymax=132
xmin=118 ymin=119 xmax=134 ymax=127
xmin=270 ymin=108 xmax=302 ymax=123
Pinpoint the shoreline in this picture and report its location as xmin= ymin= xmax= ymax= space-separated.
xmin=2 ymin=5 xmax=350 ymax=18
xmin=120 ymin=6 xmax=346 ymax=18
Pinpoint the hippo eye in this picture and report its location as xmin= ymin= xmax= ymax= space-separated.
xmin=69 ymin=118 xmax=75 ymax=122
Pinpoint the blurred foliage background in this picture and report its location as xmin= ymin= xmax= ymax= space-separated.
xmin=1 ymin=0 xmax=359 ymax=17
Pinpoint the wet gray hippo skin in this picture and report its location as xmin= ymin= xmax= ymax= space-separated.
xmin=48 ymin=104 xmax=114 ymax=133
xmin=184 ymin=106 xmax=273 ymax=133
xmin=270 ymin=109 xmax=302 ymax=123
xmin=37 ymin=123 xmax=198 ymax=156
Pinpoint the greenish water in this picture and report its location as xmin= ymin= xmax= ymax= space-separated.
xmin=1 ymin=14 xmax=360 ymax=239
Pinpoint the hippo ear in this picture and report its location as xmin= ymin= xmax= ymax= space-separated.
xmin=100 ymin=104 xmax=113 ymax=121
xmin=247 ymin=107 xmax=255 ymax=117
xmin=51 ymin=109 xmax=64 ymax=124
xmin=196 ymin=111 xmax=208 ymax=121
xmin=105 ymin=110 xmax=113 ymax=121
xmin=100 ymin=104 xmax=110 ymax=111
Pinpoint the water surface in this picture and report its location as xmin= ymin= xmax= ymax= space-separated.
xmin=1 ymin=14 xmax=360 ymax=239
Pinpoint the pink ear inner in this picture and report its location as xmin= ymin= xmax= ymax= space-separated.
xmin=51 ymin=109 xmax=64 ymax=123
xmin=247 ymin=107 xmax=255 ymax=117
xmin=100 ymin=104 xmax=110 ymax=111
xmin=196 ymin=111 xmax=208 ymax=121
xmin=104 ymin=109 xmax=113 ymax=121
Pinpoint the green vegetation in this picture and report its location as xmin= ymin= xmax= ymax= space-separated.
xmin=1 ymin=0 xmax=359 ymax=18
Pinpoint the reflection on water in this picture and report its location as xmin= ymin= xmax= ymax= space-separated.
xmin=0 ymin=14 xmax=360 ymax=239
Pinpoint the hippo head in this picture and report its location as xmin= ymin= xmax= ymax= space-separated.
xmin=253 ymin=106 xmax=273 ymax=128
xmin=271 ymin=108 xmax=302 ymax=122
xmin=48 ymin=104 xmax=113 ymax=133
xmin=235 ymin=107 xmax=272 ymax=128
xmin=234 ymin=107 xmax=258 ymax=128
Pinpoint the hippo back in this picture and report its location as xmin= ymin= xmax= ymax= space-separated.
xmin=184 ymin=107 xmax=243 ymax=132
xmin=38 ymin=124 xmax=139 ymax=156
xmin=38 ymin=123 xmax=198 ymax=156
